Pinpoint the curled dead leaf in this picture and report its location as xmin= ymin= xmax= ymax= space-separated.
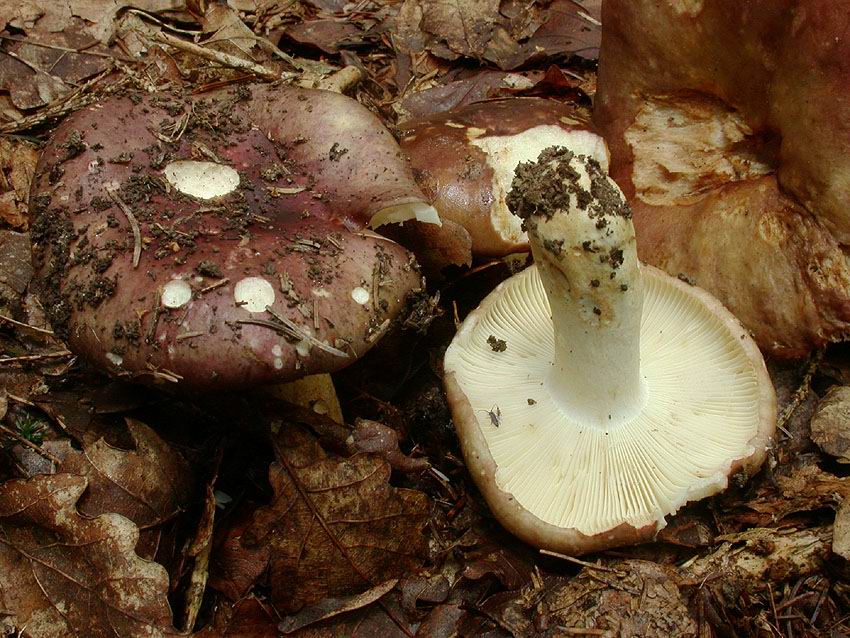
xmin=214 ymin=422 xmax=431 ymax=614
xmin=15 ymin=417 xmax=194 ymax=560
xmin=0 ymin=473 xmax=177 ymax=637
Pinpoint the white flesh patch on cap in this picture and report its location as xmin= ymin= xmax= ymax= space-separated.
xmin=369 ymin=201 xmax=442 ymax=228
xmin=470 ymin=126 xmax=609 ymax=245
xmin=164 ymin=160 xmax=240 ymax=199
xmin=106 ymin=352 xmax=123 ymax=367
xmin=351 ymin=286 xmax=370 ymax=305
xmin=445 ymin=265 xmax=765 ymax=536
xmin=624 ymin=96 xmax=771 ymax=207
xmin=161 ymin=279 xmax=192 ymax=309
xmin=234 ymin=277 xmax=275 ymax=313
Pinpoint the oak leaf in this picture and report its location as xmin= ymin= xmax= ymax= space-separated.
xmin=215 ymin=423 xmax=431 ymax=614
xmin=0 ymin=473 xmax=177 ymax=637
xmin=16 ymin=417 xmax=194 ymax=560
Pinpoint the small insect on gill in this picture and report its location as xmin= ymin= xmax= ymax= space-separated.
xmin=484 ymin=405 xmax=501 ymax=428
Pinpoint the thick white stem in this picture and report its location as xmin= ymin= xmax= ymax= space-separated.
xmin=512 ymin=149 xmax=647 ymax=428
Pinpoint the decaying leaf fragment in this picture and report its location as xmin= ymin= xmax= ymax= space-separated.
xmin=810 ymin=385 xmax=850 ymax=463
xmin=0 ymin=474 xmax=177 ymax=638
xmin=213 ymin=422 xmax=431 ymax=613
xmin=13 ymin=417 xmax=194 ymax=559
xmin=0 ymin=138 xmax=39 ymax=229
xmin=543 ymin=560 xmax=698 ymax=637
xmin=392 ymin=0 xmax=601 ymax=72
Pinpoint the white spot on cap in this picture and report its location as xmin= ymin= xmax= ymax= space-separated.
xmin=164 ymin=160 xmax=240 ymax=199
xmin=161 ymin=279 xmax=192 ymax=309
xmin=273 ymin=357 xmax=283 ymax=369
xmin=272 ymin=344 xmax=283 ymax=357
xmin=296 ymin=339 xmax=311 ymax=357
xmin=351 ymin=286 xmax=370 ymax=305
xmin=106 ymin=352 xmax=123 ymax=367
xmin=234 ymin=277 xmax=275 ymax=313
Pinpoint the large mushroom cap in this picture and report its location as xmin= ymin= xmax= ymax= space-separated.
xmin=396 ymin=98 xmax=606 ymax=267
xmin=444 ymin=146 xmax=776 ymax=555
xmin=30 ymin=84 xmax=428 ymax=390
xmin=594 ymin=0 xmax=850 ymax=357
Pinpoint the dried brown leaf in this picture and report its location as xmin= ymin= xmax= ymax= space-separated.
xmin=392 ymin=0 xmax=601 ymax=72
xmin=216 ymin=423 xmax=430 ymax=614
xmin=0 ymin=473 xmax=177 ymax=637
xmin=811 ymin=385 xmax=850 ymax=463
xmin=0 ymin=231 xmax=33 ymax=317
xmin=277 ymin=578 xmax=398 ymax=633
xmin=2 ymin=0 xmax=194 ymax=45
xmin=285 ymin=19 xmax=364 ymax=54
xmin=16 ymin=417 xmax=194 ymax=559
xmin=0 ymin=138 xmax=38 ymax=230
xmin=748 ymin=465 xmax=850 ymax=522
xmin=193 ymin=596 xmax=280 ymax=637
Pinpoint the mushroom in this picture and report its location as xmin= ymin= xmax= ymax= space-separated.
xmin=594 ymin=0 xmax=850 ymax=358
xmin=443 ymin=145 xmax=776 ymax=554
xmin=29 ymin=84 xmax=433 ymax=390
xmin=393 ymin=98 xmax=604 ymax=271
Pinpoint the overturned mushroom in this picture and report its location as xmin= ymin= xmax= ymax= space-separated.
xmin=29 ymin=84 xmax=431 ymax=390
xmin=444 ymin=146 xmax=776 ymax=554
xmin=395 ymin=98 xmax=605 ymax=270
xmin=594 ymin=0 xmax=850 ymax=358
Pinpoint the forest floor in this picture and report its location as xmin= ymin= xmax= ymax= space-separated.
xmin=0 ymin=1 xmax=848 ymax=637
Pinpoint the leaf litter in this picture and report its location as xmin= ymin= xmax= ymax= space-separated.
xmin=0 ymin=1 xmax=848 ymax=637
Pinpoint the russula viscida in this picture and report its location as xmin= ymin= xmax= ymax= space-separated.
xmin=395 ymin=98 xmax=604 ymax=270
xmin=594 ymin=0 xmax=850 ymax=358
xmin=444 ymin=145 xmax=776 ymax=555
xmin=29 ymin=84 xmax=435 ymax=390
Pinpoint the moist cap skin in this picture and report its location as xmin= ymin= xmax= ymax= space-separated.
xmin=444 ymin=145 xmax=776 ymax=555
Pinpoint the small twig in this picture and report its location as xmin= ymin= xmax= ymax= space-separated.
xmin=198 ymin=278 xmax=229 ymax=294
xmin=0 ymin=350 xmax=73 ymax=365
xmin=0 ymin=65 xmax=117 ymax=134
xmin=310 ymin=65 xmax=364 ymax=94
xmin=175 ymin=331 xmax=205 ymax=341
xmin=0 ymin=314 xmax=54 ymax=336
xmin=0 ymin=34 xmax=134 ymax=62
xmin=0 ymin=422 xmax=61 ymax=465
xmin=6 ymin=393 xmax=36 ymax=407
xmin=768 ymin=582 xmax=781 ymax=635
xmin=540 ymin=549 xmax=622 ymax=573
xmin=126 ymin=8 xmax=204 ymax=36
xmin=106 ymin=186 xmax=142 ymax=268
xmin=265 ymin=306 xmax=348 ymax=357
xmin=153 ymin=31 xmax=295 ymax=82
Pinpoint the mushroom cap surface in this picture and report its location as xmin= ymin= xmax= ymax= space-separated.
xmin=30 ymin=84 xmax=425 ymax=390
xmin=594 ymin=0 xmax=850 ymax=357
xmin=444 ymin=264 xmax=775 ymax=555
xmin=398 ymin=98 xmax=606 ymax=262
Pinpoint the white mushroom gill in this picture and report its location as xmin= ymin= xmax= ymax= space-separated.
xmin=444 ymin=147 xmax=773 ymax=538
xmin=369 ymin=201 xmax=442 ymax=228
xmin=447 ymin=265 xmax=763 ymax=535
xmin=164 ymin=160 xmax=240 ymax=199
